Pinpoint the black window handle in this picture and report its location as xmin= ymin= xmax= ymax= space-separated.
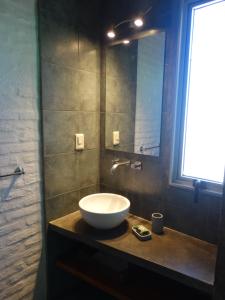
xmin=193 ymin=179 xmax=202 ymax=203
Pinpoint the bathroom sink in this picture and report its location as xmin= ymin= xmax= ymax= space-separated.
xmin=79 ymin=193 xmax=130 ymax=229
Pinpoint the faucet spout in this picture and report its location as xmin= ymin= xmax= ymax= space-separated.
xmin=110 ymin=159 xmax=131 ymax=175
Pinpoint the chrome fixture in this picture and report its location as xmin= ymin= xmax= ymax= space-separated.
xmin=0 ymin=166 xmax=25 ymax=178
xmin=111 ymin=159 xmax=131 ymax=175
xmin=110 ymin=159 xmax=142 ymax=174
xmin=131 ymin=161 xmax=142 ymax=171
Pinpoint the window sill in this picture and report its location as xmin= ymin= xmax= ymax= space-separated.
xmin=169 ymin=180 xmax=223 ymax=198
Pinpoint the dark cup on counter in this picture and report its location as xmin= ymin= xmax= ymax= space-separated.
xmin=151 ymin=213 xmax=164 ymax=234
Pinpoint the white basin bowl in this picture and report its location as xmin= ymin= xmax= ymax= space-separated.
xmin=79 ymin=193 xmax=130 ymax=229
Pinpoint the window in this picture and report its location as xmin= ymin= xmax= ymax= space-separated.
xmin=173 ymin=0 xmax=225 ymax=194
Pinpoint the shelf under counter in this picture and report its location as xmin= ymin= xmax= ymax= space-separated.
xmin=56 ymin=252 xmax=211 ymax=300
xmin=49 ymin=211 xmax=217 ymax=295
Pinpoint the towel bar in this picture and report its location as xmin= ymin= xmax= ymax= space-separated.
xmin=0 ymin=166 xmax=25 ymax=178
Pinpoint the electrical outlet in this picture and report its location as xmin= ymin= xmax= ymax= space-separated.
xmin=75 ymin=134 xmax=84 ymax=150
xmin=113 ymin=131 xmax=120 ymax=145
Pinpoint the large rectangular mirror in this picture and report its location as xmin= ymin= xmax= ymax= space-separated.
xmin=105 ymin=29 xmax=165 ymax=157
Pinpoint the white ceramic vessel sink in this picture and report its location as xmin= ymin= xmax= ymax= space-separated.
xmin=79 ymin=193 xmax=130 ymax=229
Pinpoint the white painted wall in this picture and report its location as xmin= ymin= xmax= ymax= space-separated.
xmin=0 ymin=1 xmax=44 ymax=299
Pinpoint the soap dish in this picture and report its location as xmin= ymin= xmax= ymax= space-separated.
xmin=132 ymin=225 xmax=152 ymax=241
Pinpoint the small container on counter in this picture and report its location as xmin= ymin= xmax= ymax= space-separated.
xmin=151 ymin=212 xmax=164 ymax=234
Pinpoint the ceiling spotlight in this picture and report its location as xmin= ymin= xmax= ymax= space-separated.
xmin=134 ymin=18 xmax=144 ymax=27
xmin=123 ymin=40 xmax=130 ymax=45
xmin=107 ymin=30 xmax=116 ymax=39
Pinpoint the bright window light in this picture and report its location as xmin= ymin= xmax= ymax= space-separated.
xmin=182 ymin=0 xmax=225 ymax=183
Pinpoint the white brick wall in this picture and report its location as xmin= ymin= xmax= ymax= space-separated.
xmin=134 ymin=33 xmax=165 ymax=156
xmin=0 ymin=1 xmax=44 ymax=299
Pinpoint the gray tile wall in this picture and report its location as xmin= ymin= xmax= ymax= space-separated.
xmin=39 ymin=0 xmax=222 ymax=244
xmin=100 ymin=0 xmax=222 ymax=244
xmin=39 ymin=0 xmax=101 ymax=223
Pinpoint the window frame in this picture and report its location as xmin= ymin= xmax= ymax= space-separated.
xmin=171 ymin=0 xmax=224 ymax=196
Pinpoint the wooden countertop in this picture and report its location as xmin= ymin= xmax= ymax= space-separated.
xmin=49 ymin=211 xmax=217 ymax=294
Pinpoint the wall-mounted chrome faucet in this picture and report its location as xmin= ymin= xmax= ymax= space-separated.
xmin=110 ymin=159 xmax=142 ymax=175
xmin=110 ymin=159 xmax=130 ymax=175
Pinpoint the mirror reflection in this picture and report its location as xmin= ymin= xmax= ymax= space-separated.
xmin=105 ymin=30 xmax=165 ymax=156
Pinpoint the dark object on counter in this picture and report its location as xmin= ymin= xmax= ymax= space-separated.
xmin=151 ymin=213 xmax=164 ymax=234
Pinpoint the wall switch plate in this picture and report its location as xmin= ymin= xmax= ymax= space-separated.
xmin=75 ymin=133 xmax=84 ymax=150
xmin=113 ymin=131 xmax=120 ymax=145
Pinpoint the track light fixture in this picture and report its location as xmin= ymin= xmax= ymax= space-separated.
xmin=106 ymin=6 xmax=152 ymax=41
